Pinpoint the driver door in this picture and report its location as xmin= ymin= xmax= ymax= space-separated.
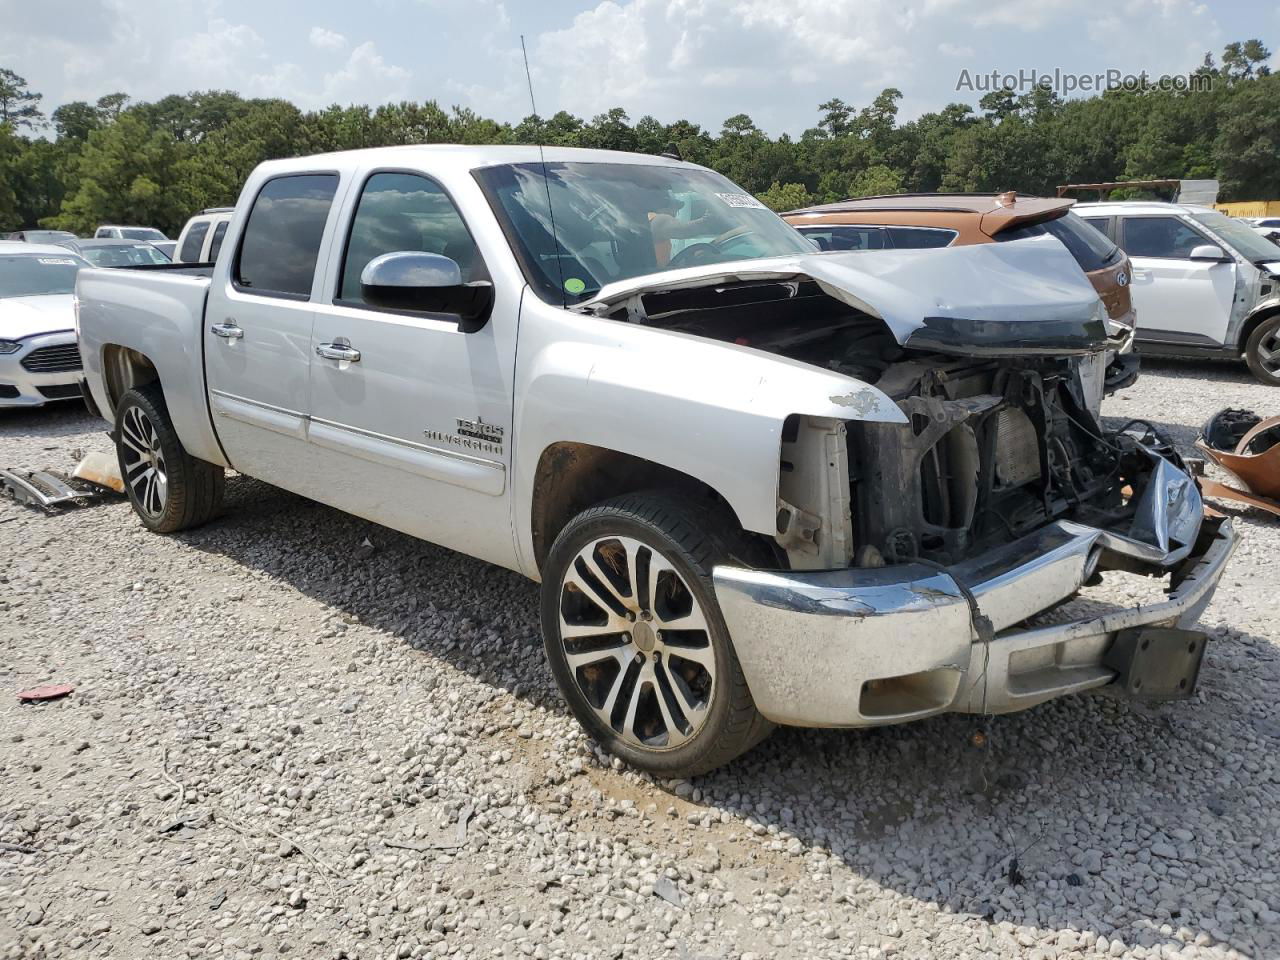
xmin=305 ymin=169 xmax=518 ymax=568
xmin=1119 ymin=215 xmax=1236 ymax=346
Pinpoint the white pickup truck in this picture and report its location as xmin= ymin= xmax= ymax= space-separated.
xmin=76 ymin=146 xmax=1237 ymax=775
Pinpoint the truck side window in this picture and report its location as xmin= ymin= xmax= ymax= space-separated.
xmin=338 ymin=172 xmax=485 ymax=305
xmin=1120 ymin=217 xmax=1206 ymax=259
xmin=179 ymin=221 xmax=209 ymax=262
xmin=207 ymin=220 xmax=229 ymax=262
xmin=235 ymin=174 xmax=339 ymax=299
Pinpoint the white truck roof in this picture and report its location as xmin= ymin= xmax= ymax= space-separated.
xmin=1073 ymin=200 xmax=1216 ymax=217
xmin=251 ymin=144 xmax=697 ymax=177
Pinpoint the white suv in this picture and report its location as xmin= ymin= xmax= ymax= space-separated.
xmin=172 ymin=208 xmax=234 ymax=264
xmin=94 ymin=225 xmax=169 ymax=242
xmin=1078 ymin=202 xmax=1280 ymax=384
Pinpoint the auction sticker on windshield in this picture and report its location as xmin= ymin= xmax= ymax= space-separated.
xmin=38 ymin=258 xmax=77 ymax=265
xmin=715 ymin=193 xmax=766 ymax=209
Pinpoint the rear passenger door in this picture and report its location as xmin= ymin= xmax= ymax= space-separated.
xmin=203 ymin=172 xmax=344 ymax=484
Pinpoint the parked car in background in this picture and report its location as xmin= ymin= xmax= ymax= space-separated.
xmin=1253 ymin=223 xmax=1280 ymax=248
xmin=94 ymin=225 xmax=169 ymax=242
xmin=70 ymin=239 xmax=172 ymax=268
xmin=150 ymin=240 xmax=177 ymax=260
xmin=0 ymin=243 xmax=91 ymax=407
xmin=172 ymin=208 xmax=234 ymax=264
xmin=784 ymin=193 xmax=1139 ymax=390
xmin=5 ymin=229 xmax=78 ymax=246
xmin=75 ymin=145 xmax=1234 ymax=775
xmin=1078 ymin=202 xmax=1280 ymax=385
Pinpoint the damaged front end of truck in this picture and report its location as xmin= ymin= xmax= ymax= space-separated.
xmin=578 ymin=236 xmax=1238 ymax=728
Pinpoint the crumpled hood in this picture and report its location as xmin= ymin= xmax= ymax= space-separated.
xmin=0 ymin=294 xmax=77 ymax=341
xmin=580 ymin=235 xmax=1110 ymax=356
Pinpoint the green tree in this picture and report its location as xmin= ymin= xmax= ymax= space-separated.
xmin=0 ymin=69 xmax=44 ymax=129
xmin=757 ymin=181 xmax=813 ymax=212
xmin=848 ymin=164 xmax=903 ymax=197
xmin=49 ymin=114 xmax=189 ymax=235
xmin=1215 ymin=72 xmax=1280 ymax=199
xmin=52 ymin=101 xmax=104 ymax=141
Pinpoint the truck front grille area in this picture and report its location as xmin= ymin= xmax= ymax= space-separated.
xmin=850 ymin=359 xmax=1127 ymax=565
xmin=20 ymin=343 xmax=83 ymax=373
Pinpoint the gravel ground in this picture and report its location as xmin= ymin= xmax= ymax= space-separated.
xmin=2 ymin=357 xmax=1278 ymax=960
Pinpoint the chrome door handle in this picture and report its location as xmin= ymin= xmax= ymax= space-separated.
xmin=315 ymin=342 xmax=361 ymax=362
xmin=210 ymin=322 xmax=243 ymax=340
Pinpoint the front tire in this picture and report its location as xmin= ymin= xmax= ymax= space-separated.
xmin=114 ymin=384 xmax=224 ymax=533
xmin=1245 ymin=314 xmax=1280 ymax=386
xmin=540 ymin=493 xmax=771 ymax=777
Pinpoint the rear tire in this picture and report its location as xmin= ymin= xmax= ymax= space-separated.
xmin=114 ymin=384 xmax=223 ymax=533
xmin=540 ymin=492 xmax=772 ymax=777
xmin=1245 ymin=314 xmax=1280 ymax=386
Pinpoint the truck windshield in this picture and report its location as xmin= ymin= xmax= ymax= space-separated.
xmin=474 ymin=161 xmax=814 ymax=304
xmin=0 ymin=253 xmax=86 ymax=299
xmin=1189 ymin=209 xmax=1280 ymax=264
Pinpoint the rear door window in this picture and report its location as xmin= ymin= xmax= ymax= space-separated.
xmin=797 ymin=226 xmax=887 ymax=251
xmin=179 ymin=221 xmax=210 ymax=262
xmin=235 ymin=174 xmax=339 ymax=299
xmin=208 ymin=220 xmax=230 ymax=262
xmin=884 ymin=226 xmax=955 ymax=249
xmin=1119 ymin=217 xmax=1207 ymax=259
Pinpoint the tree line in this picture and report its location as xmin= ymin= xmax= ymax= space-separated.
xmin=0 ymin=38 xmax=1276 ymax=235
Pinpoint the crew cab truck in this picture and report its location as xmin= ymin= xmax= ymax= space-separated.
xmin=77 ymin=146 xmax=1238 ymax=776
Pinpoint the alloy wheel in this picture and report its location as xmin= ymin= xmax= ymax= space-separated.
xmin=119 ymin=405 xmax=168 ymax=518
xmin=1257 ymin=326 xmax=1280 ymax=375
xmin=556 ymin=536 xmax=716 ymax=750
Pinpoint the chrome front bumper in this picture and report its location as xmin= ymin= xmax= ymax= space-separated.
xmin=714 ymin=504 xmax=1237 ymax=728
xmin=0 ymin=331 xmax=82 ymax=408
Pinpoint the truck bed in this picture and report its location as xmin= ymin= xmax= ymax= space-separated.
xmin=76 ymin=266 xmax=227 ymax=467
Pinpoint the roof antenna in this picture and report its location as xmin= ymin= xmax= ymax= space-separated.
xmin=521 ymin=34 xmax=567 ymax=308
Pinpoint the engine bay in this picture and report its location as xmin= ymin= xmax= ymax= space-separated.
xmin=613 ymin=277 xmax=1183 ymax=568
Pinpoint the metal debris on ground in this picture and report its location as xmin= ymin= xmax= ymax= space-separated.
xmin=653 ymin=875 xmax=687 ymax=908
xmin=16 ymin=683 xmax=75 ymax=703
xmin=386 ymin=802 xmax=474 ymax=852
xmin=0 ymin=467 xmax=115 ymax=512
xmin=1197 ymin=408 xmax=1280 ymax=518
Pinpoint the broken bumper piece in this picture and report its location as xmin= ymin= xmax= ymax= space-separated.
xmin=713 ymin=502 xmax=1237 ymax=728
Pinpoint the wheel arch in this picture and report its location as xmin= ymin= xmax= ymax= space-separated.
xmin=1238 ymin=304 xmax=1280 ymax=353
xmin=528 ymin=442 xmax=773 ymax=576
xmin=101 ymin=344 xmax=160 ymax=418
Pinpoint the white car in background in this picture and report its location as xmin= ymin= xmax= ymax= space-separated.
xmin=0 ymin=243 xmax=91 ymax=407
xmin=172 ymin=208 xmax=234 ymax=264
xmin=94 ymin=225 xmax=169 ymax=242
xmin=1078 ymin=202 xmax=1280 ymax=384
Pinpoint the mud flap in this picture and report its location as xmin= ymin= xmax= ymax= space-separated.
xmin=1104 ymin=627 xmax=1207 ymax=701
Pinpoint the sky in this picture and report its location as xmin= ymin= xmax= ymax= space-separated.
xmin=1 ymin=0 xmax=1277 ymax=137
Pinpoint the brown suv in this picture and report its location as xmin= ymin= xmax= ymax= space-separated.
xmin=784 ymin=194 xmax=1138 ymax=389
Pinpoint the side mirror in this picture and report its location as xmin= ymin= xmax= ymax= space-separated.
xmin=1188 ymin=244 xmax=1230 ymax=262
xmin=360 ymin=251 xmax=494 ymax=332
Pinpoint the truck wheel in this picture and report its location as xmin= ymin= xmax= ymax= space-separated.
xmin=1245 ymin=315 xmax=1280 ymax=386
xmin=540 ymin=493 xmax=771 ymax=777
xmin=114 ymin=384 xmax=224 ymax=533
